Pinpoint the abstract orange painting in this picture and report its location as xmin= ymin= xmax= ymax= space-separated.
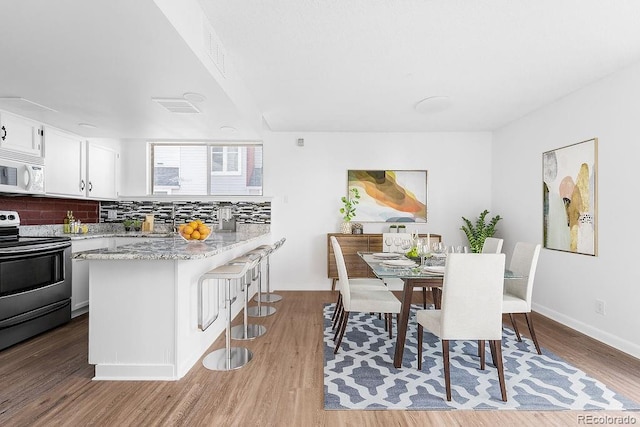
xmin=347 ymin=170 xmax=427 ymax=222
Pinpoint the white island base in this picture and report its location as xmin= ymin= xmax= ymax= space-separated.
xmin=86 ymin=234 xmax=270 ymax=380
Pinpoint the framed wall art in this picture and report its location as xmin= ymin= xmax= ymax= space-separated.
xmin=347 ymin=170 xmax=427 ymax=222
xmin=542 ymin=138 xmax=598 ymax=256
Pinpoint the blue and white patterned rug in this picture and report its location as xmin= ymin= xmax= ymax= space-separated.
xmin=323 ymin=304 xmax=639 ymax=410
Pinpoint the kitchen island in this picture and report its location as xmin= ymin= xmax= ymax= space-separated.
xmin=73 ymin=231 xmax=271 ymax=381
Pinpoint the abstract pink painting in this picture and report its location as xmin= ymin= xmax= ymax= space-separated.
xmin=543 ymin=138 xmax=597 ymax=255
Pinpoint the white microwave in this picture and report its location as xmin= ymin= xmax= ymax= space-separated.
xmin=0 ymin=158 xmax=45 ymax=195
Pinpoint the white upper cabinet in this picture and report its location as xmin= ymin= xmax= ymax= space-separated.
xmin=0 ymin=110 xmax=43 ymax=157
xmin=44 ymin=127 xmax=86 ymax=197
xmin=43 ymin=126 xmax=119 ymax=200
xmin=86 ymin=142 xmax=118 ymax=200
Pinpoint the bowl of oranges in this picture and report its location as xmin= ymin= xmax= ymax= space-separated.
xmin=178 ymin=219 xmax=212 ymax=242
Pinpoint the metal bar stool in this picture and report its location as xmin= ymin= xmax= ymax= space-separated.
xmin=254 ymin=238 xmax=286 ymax=303
xmin=200 ymin=261 xmax=253 ymax=371
xmin=228 ymin=253 xmax=266 ymax=340
xmin=246 ymin=247 xmax=277 ymax=317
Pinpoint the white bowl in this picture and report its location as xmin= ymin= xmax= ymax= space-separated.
xmin=178 ymin=222 xmax=212 ymax=243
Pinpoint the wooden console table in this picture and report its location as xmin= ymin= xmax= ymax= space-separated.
xmin=327 ymin=233 xmax=442 ymax=290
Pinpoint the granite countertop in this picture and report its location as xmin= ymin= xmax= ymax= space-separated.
xmin=72 ymin=231 xmax=269 ymax=261
xmin=68 ymin=231 xmax=176 ymax=240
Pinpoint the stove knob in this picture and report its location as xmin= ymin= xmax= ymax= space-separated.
xmin=8 ymin=214 xmax=16 ymax=221
xmin=0 ymin=215 xmax=6 ymax=221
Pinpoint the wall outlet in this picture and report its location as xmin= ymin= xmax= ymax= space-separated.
xmin=595 ymin=299 xmax=606 ymax=316
xmin=107 ymin=209 xmax=117 ymax=220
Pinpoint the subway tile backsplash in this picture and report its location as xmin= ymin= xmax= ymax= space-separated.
xmin=99 ymin=200 xmax=271 ymax=225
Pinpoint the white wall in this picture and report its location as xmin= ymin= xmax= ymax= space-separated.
xmin=119 ymin=132 xmax=493 ymax=291
xmin=492 ymin=60 xmax=640 ymax=358
xmin=264 ymin=131 xmax=493 ymax=290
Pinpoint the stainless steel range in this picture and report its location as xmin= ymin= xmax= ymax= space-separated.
xmin=0 ymin=210 xmax=72 ymax=351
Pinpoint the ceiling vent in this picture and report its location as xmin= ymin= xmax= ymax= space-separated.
xmin=152 ymin=98 xmax=200 ymax=114
xmin=0 ymin=97 xmax=57 ymax=113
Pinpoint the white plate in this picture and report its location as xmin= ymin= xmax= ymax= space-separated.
xmin=423 ymin=266 xmax=445 ymax=274
xmin=381 ymin=259 xmax=416 ymax=267
xmin=372 ymin=253 xmax=400 ymax=259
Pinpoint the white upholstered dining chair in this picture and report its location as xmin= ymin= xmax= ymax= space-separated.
xmin=502 ymin=242 xmax=542 ymax=354
xmin=330 ymin=236 xmax=401 ymax=354
xmin=482 ymin=237 xmax=504 ymax=254
xmin=416 ymin=253 xmax=508 ymax=402
xmin=331 ymin=277 xmax=388 ymax=330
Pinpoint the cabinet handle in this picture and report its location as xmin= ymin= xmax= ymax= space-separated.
xmin=88 ymin=181 xmax=93 ymax=192
xmin=80 ymin=180 xmax=85 ymax=191
xmin=1 ymin=126 xmax=6 ymax=141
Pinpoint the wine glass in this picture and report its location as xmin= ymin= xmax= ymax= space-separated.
xmin=411 ymin=231 xmax=419 ymax=244
xmin=417 ymin=238 xmax=429 ymax=266
xmin=384 ymin=237 xmax=393 ymax=252
xmin=400 ymin=239 xmax=411 ymax=254
xmin=393 ymin=237 xmax=402 ymax=253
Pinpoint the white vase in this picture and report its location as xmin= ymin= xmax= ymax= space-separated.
xmin=340 ymin=222 xmax=352 ymax=234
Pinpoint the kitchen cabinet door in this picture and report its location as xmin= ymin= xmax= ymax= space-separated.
xmin=87 ymin=142 xmax=119 ymax=200
xmin=44 ymin=127 xmax=86 ymax=197
xmin=71 ymin=238 xmax=109 ymax=317
xmin=0 ymin=110 xmax=43 ymax=157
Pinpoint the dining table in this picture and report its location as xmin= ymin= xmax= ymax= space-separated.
xmin=358 ymin=251 xmax=523 ymax=368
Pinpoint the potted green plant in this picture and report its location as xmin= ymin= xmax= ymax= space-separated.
xmin=460 ymin=209 xmax=502 ymax=253
xmin=132 ymin=219 xmax=142 ymax=232
xmin=122 ymin=219 xmax=134 ymax=232
xmin=339 ymin=188 xmax=360 ymax=234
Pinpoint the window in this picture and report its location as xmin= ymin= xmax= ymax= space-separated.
xmin=151 ymin=143 xmax=263 ymax=196
xmin=211 ymin=146 xmax=241 ymax=175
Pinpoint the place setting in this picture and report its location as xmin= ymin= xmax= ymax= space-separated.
xmin=371 ymin=252 xmax=401 ymax=260
xmin=379 ymin=259 xmax=416 ymax=268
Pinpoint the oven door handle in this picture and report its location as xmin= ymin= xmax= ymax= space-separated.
xmin=0 ymin=243 xmax=70 ymax=258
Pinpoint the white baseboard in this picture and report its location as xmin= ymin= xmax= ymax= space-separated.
xmin=532 ymin=302 xmax=640 ymax=360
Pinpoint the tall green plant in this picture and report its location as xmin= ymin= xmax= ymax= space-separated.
xmin=340 ymin=188 xmax=360 ymax=221
xmin=460 ymin=209 xmax=502 ymax=253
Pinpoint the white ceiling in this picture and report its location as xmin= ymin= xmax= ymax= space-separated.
xmin=0 ymin=0 xmax=258 ymax=140
xmin=201 ymin=0 xmax=640 ymax=132
xmin=2 ymin=0 xmax=640 ymax=139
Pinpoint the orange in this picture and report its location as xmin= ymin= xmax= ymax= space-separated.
xmin=191 ymin=230 xmax=201 ymax=240
xmin=183 ymin=225 xmax=194 ymax=235
xmin=189 ymin=221 xmax=198 ymax=229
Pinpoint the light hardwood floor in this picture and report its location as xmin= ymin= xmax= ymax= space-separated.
xmin=1 ymin=291 xmax=639 ymax=426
